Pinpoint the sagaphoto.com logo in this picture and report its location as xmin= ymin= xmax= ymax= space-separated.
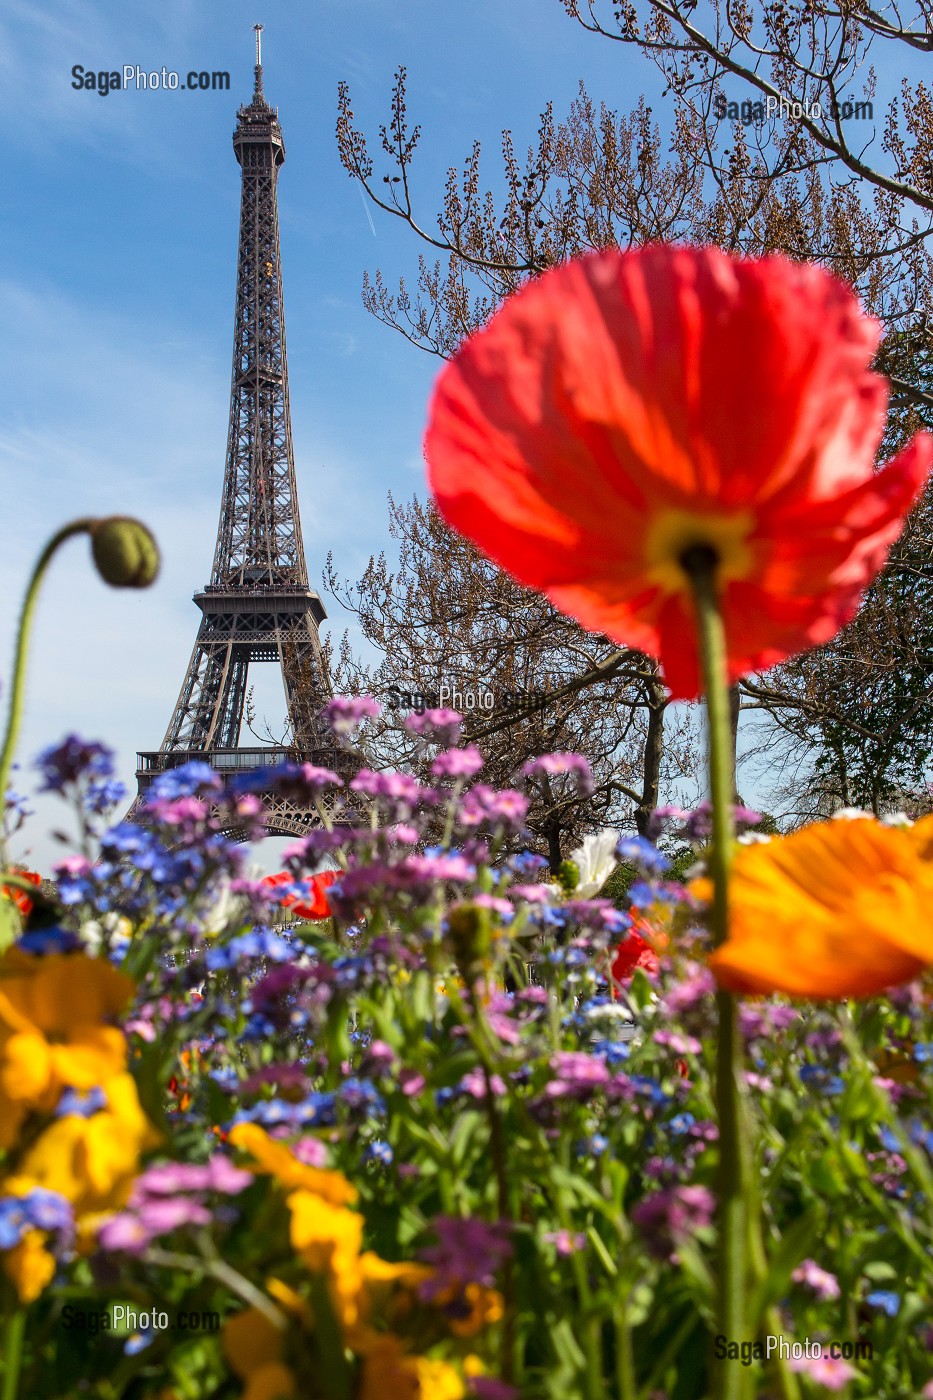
xmin=71 ymin=64 xmax=231 ymax=96
xmin=714 ymin=92 xmax=874 ymax=127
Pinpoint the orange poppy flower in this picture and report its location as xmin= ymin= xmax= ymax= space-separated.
xmin=708 ymin=816 xmax=933 ymax=998
xmin=260 ymin=869 xmax=338 ymax=921
xmin=424 ymin=246 xmax=932 ymax=699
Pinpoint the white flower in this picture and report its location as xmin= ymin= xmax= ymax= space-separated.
xmin=569 ymin=828 xmax=620 ymax=898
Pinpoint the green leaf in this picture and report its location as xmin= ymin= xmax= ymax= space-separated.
xmin=675 ymin=1237 xmax=716 ymax=1322
xmin=749 ymin=1208 xmax=822 ymax=1323
xmin=0 ymin=895 xmax=22 ymax=953
xmin=862 ymin=1260 xmax=899 ymax=1283
xmin=449 ymin=1109 xmax=483 ymax=1167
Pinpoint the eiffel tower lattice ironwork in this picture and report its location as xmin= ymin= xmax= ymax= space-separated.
xmin=134 ymin=29 xmax=351 ymax=836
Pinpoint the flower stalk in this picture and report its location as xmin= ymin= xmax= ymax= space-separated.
xmin=682 ymin=546 xmax=752 ymax=1400
xmin=1 ymin=1308 xmax=26 ymax=1400
xmin=0 ymin=521 xmax=95 ymax=855
xmin=0 ymin=517 xmax=159 ymax=861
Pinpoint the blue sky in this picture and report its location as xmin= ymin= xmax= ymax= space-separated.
xmin=0 ymin=0 xmax=923 ymax=868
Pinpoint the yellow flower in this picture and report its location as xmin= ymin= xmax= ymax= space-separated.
xmin=229 ymin=1123 xmax=357 ymax=1204
xmin=358 ymin=1335 xmax=465 ymax=1400
xmin=414 ymin=1358 xmax=467 ymax=1400
xmin=222 ymin=1305 xmax=295 ymax=1400
xmin=286 ymin=1187 xmax=364 ymax=1327
xmin=6 ymin=1073 xmax=159 ymax=1215
xmin=2 ymin=1228 xmax=56 ymax=1303
xmin=708 ymin=816 xmax=933 ymax=998
xmin=443 ymin=1283 xmax=504 ymax=1339
xmin=0 ymin=951 xmax=133 ymax=1149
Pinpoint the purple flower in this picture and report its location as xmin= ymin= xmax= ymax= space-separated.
xmin=631 ymin=1185 xmax=715 ymax=1259
xmin=147 ymin=796 xmax=210 ymax=826
xmin=739 ymin=1003 xmax=798 ymax=1041
xmin=546 ymin=1052 xmax=611 ymax=1098
xmin=508 ymin=884 xmax=554 ymax=904
xmin=329 ymin=853 xmax=475 ymax=913
xmin=272 ymin=763 xmax=344 ymax=800
xmin=677 ymin=800 xmax=761 ymax=843
xmin=405 ymin=709 xmax=463 ymax=745
xmin=134 ymin=1198 xmax=213 ymax=1236
xmin=522 ymin=753 xmax=594 ymax=796
xmin=132 ymin=1163 xmax=212 ymax=1197
xmin=323 ymin=696 xmax=381 ymax=735
xmin=97 ymin=1213 xmax=151 ymax=1254
xmin=661 ymin=966 xmax=716 ymax=1014
xmin=133 ymin=1157 xmax=252 ymax=1198
xmin=642 ymin=805 xmax=689 ymax=842
xmin=563 ymin=897 xmax=628 ymax=932
xmin=457 ymin=785 xmax=529 ymax=830
xmin=654 ymin=1030 xmax=702 ymax=1056
xmin=460 ymin=1069 xmax=506 ymax=1098
xmin=384 ymin=823 xmax=420 ymax=845
xmin=471 ymin=1382 xmax=519 ymax=1400
xmin=350 ymin=769 xmax=437 ymax=815
xmin=792 ymin=1259 xmax=841 ymax=1301
xmin=399 ymin=1069 xmax=426 ymax=1096
xmin=432 ymin=746 xmax=484 ymax=779
xmin=36 ymin=736 xmax=115 ymax=793
xmin=470 ymin=893 xmax=514 ymax=916
xmin=419 ymin=1216 xmax=513 ymax=1296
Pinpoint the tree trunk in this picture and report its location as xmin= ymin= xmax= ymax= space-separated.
xmin=634 ymin=672 xmax=667 ymax=839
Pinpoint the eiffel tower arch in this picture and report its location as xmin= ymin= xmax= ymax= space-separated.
xmin=134 ymin=28 xmax=352 ymax=836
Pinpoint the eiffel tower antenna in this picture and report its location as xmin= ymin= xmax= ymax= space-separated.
xmin=133 ymin=29 xmax=351 ymax=834
xmin=253 ymin=22 xmax=264 ymax=95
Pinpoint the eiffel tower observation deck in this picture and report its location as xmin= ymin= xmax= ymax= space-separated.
xmin=134 ymin=27 xmax=352 ymax=835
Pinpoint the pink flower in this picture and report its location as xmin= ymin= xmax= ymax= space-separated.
xmin=399 ymin=1069 xmax=426 ymax=1097
xmin=543 ymin=1229 xmax=586 ymax=1255
xmin=405 ymin=708 xmax=464 ymax=745
xmin=787 ymin=1354 xmax=857 ymax=1390
xmin=522 ymin=753 xmax=594 ymax=795
xmin=791 ymin=1258 xmax=841 ymax=1301
xmin=460 ymin=1069 xmax=507 ymax=1098
xmin=323 ymin=696 xmax=380 ymax=735
xmin=431 ymin=745 xmax=484 ymax=779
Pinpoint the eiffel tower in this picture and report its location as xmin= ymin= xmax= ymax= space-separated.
xmin=135 ymin=27 xmax=350 ymax=836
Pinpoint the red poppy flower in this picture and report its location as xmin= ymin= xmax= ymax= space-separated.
xmin=424 ymin=246 xmax=932 ymax=699
xmin=1 ymin=869 xmax=41 ymax=919
xmin=609 ymin=929 xmax=661 ymax=985
xmin=259 ymin=869 xmax=338 ymax=922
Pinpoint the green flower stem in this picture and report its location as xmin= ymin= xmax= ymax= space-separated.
xmin=683 ymin=549 xmax=751 ymax=1400
xmin=1 ymin=1309 xmax=26 ymax=1400
xmin=0 ymin=520 xmax=95 ymax=860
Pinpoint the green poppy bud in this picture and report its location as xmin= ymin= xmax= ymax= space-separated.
xmin=90 ymin=517 xmax=160 ymax=588
xmin=447 ymin=902 xmax=492 ymax=985
xmin=558 ymin=859 xmax=580 ymax=893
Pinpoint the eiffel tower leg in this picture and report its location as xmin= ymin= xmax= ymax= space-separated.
xmin=281 ymin=616 xmax=332 ymax=751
